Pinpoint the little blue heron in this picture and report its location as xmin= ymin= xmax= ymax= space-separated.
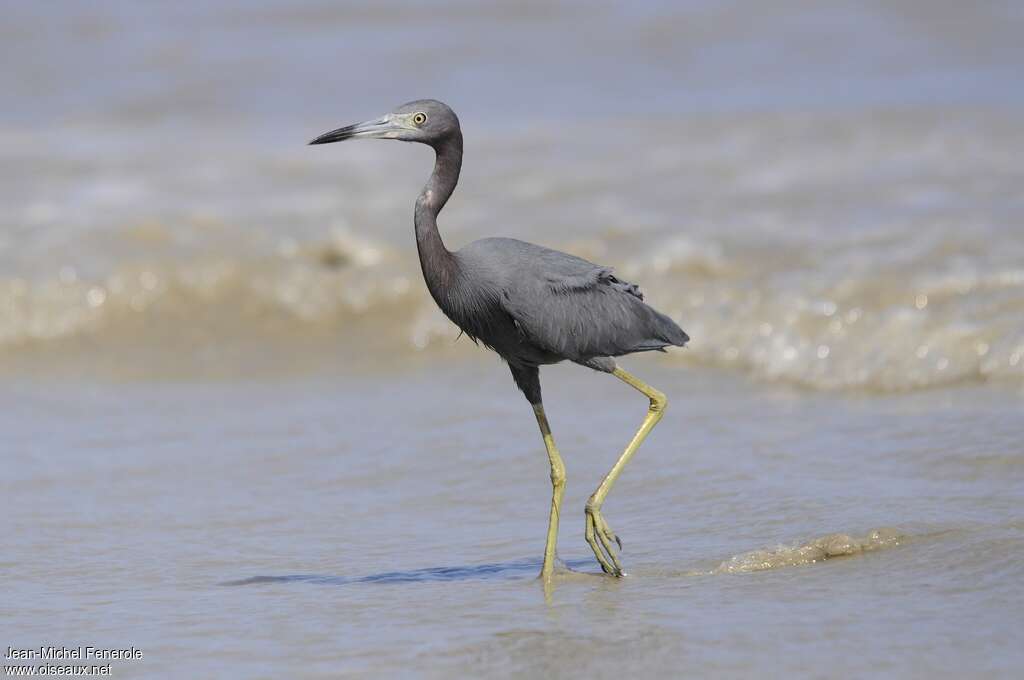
xmin=310 ymin=100 xmax=688 ymax=579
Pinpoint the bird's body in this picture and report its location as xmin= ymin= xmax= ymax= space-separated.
xmin=310 ymin=99 xmax=688 ymax=579
xmin=434 ymin=237 xmax=687 ymax=401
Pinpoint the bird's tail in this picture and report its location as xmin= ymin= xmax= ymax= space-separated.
xmin=624 ymin=307 xmax=689 ymax=354
xmin=650 ymin=308 xmax=689 ymax=347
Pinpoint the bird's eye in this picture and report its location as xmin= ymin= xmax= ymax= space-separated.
xmin=412 ymin=112 xmax=427 ymax=126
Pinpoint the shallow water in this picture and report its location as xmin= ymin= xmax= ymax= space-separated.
xmin=3 ymin=1 xmax=1024 ymax=678
xmin=4 ymin=365 xmax=1023 ymax=677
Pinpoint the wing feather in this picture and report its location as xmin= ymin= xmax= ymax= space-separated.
xmin=455 ymin=237 xmax=688 ymax=361
xmin=500 ymin=259 xmax=686 ymax=360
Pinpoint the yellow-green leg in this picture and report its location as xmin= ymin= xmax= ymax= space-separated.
xmin=533 ymin=403 xmax=566 ymax=581
xmin=585 ymin=366 xmax=667 ymax=577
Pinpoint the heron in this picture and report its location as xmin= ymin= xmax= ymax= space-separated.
xmin=309 ymin=100 xmax=688 ymax=579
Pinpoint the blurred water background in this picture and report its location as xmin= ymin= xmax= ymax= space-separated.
xmin=2 ymin=1 xmax=1023 ymax=677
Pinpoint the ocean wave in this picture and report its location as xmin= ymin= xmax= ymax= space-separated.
xmin=713 ymin=527 xmax=904 ymax=574
xmin=624 ymin=234 xmax=1024 ymax=391
xmin=0 ymin=226 xmax=417 ymax=347
xmin=3 ymin=111 xmax=1022 ymax=390
xmin=1 ymin=226 xmax=1022 ymax=391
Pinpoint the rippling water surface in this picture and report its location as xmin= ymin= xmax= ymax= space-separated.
xmin=3 ymin=2 xmax=1023 ymax=678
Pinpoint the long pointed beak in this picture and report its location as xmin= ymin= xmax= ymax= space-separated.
xmin=308 ymin=115 xmax=399 ymax=145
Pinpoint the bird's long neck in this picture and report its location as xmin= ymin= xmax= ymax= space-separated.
xmin=414 ymin=131 xmax=463 ymax=299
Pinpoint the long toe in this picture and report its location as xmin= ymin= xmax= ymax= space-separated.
xmin=585 ymin=508 xmax=625 ymax=577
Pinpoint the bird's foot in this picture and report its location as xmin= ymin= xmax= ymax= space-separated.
xmin=584 ymin=505 xmax=625 ymax=577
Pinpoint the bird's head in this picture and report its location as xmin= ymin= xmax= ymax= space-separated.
xmin=309 ymin=100 xmax=460 ymax=148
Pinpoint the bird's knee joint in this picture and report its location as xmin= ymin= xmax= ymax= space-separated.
xmin=550 ymin=466 xmax=566 ymax=488
xmin=648 ymin=391 xmax=668 ymax=413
